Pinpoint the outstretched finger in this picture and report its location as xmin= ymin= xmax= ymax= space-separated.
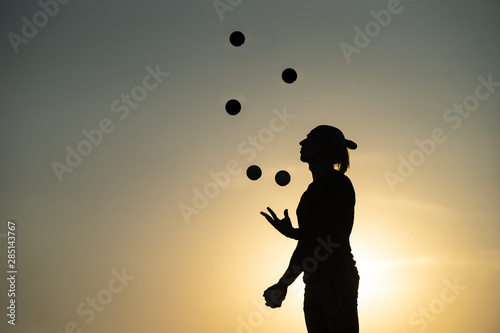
xmin=266 ymin=207 xmax=278 ymax=220
xmin=260 ymin=212 xmax=277 ymax=225
xmin=260 ymin=211 xmax=271 ymax=220
xmin=284 ymin=209 xmax=289 ymax=219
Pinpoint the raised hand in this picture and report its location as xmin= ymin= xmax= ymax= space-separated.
xmin=260 ymin=207 xmax=295 ymax=238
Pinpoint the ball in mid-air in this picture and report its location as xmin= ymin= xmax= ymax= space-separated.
xmin=225 ymin=99 xmax=241 ymax=115
xmin=281 ymin=68 xmax=297 ymax=84
xmin=275 ymin=170 xmax=291 ymax=186
xmin=229 ymin=31 xmax=245 ymax=47
xmin=246 ymin=165 xmax=262 ymax=181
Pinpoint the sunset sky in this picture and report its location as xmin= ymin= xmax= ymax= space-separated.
xmin=1 ymin=1 xmax=499 ymax=332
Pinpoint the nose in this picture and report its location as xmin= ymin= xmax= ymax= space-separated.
xmin=299 ymin=139 xmax=306 ymax=146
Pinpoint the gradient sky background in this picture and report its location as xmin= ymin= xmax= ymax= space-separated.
xmin=1 ymin=0 xmax=499 ymax=332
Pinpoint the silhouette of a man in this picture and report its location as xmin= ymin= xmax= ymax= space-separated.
xmin=261 ymin=125 xmax=359 ymax=333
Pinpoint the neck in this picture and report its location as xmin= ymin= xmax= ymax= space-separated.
xmin=308 ymin=162 xmax=334 ymax=182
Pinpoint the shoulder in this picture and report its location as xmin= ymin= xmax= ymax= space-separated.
xmin=327 ymin=170 xmax=354 ymax=189
xmin=326 ymin=171 xmax=356 ymax=203
xmin=310 ymin=170 xmax=355 ymax=200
